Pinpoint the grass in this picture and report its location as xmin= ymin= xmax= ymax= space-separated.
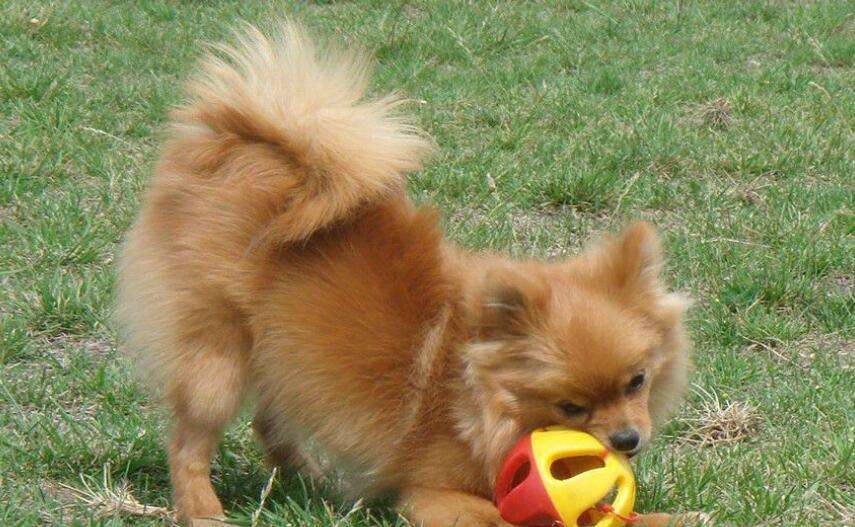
xmin=1 ymin=1 xmax=852 ymax=525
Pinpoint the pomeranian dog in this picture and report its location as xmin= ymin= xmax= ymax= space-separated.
xmin=117 ymin=22 xmax=696 ymax=527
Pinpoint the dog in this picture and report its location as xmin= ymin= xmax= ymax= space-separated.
xmin=117 ymin=22 xmax=696 ymax=527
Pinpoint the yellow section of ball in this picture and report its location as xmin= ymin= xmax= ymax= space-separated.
xmin=530 ymin=427 xmax=636 ymax=527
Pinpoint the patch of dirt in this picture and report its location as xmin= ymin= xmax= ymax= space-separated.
xmin=826 ymin=273 xmax=853 ymax=298
xmin=637 ymin=208 xmax=688 ymax=234
xmin=403 ymin=4 xmax=422 ymax=19
xmin=448 ymin=205 xmax=692 ymax=265
xmin=449 ymin=204 xmax=610 ymax=258
xmin=0 ymin=204 xmax=15 ymax=223
xmin=723 ymin=176 xmax=774 ymax=211
xmin=791 ymin=332 xmax=854 ymax=371
xmin=744 ymin=332 xmax=854 ymax=371
xmin=45 ymin=335 xmax=115 ymax=365
xmin=746 ymin=54 xmax=764 ymax=68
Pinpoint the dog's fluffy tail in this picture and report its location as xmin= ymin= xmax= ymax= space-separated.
xmin=170 ymin=22 xmax=433 ymax=244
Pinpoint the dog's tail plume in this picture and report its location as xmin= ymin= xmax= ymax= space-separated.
xmin=169 ymin=22 xmax=433 ymax=244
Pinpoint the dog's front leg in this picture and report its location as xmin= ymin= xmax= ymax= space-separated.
xmin=398 ymin=487 xmax=512 ymax=527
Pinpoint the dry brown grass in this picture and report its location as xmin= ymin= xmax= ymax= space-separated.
xmin=695 ymin=97 xmax=733 ymax=129
xmin=680 ymin=386 xmax=763 ymax=446
xmin=43 ymin=465 xmax=176 ymax=524
xmin=250 ymin=467 xmax=277 ymax=527
xmin=816 ymin=494 xmax=854 ymax=526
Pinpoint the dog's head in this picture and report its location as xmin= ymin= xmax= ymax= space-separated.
xmin=462 ymin=222 xmax=690 ymax=462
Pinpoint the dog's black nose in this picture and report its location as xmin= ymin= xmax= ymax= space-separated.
xmin=609 ymin=429 xmax=640 ymax=452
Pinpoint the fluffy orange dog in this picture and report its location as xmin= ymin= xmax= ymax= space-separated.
xmin=117 ymin=23 xmax=695 ymax=527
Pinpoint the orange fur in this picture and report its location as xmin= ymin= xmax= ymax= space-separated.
xmin=116 ymin=22 xmax=694 ymax=527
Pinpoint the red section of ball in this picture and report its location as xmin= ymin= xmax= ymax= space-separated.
xmin=495 ymin=435 xmax=562 ymax=526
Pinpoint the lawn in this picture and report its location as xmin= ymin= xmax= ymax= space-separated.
xmin=1 ymin=1 xmax=852 ymax=526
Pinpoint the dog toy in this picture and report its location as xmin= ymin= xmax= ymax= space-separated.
xmin=494 ymin=427 xmax=637 ymax=527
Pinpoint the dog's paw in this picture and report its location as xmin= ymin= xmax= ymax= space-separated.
xmin=676 ymin=512 xmax=713 ymax=526
xmin=453 ymin=511 xmax=513 ymax=527
xmin=188 ymin=517 xmax=232 ymax=527
xmin=636 ymin=512 xmax=712 ymax=527
xmin=397 ymin=487 xmax=514 ymax=527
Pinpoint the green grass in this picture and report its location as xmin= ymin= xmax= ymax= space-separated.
xmin=1 ymin=1 xmax=853 ymax=525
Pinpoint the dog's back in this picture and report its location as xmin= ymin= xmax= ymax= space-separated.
xmin=115 ymin=23 xmax=439 ymax=521
xmin=116 ymin=21 xmax=434 ymax=389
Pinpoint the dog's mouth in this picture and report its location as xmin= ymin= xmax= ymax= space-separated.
xmin=624 ymin=448 xmax=639 ymax=459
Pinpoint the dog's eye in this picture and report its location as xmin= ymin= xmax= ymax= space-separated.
xmin=626 ymin=373 xmax=645 ymax=393
xmin=557 ymin=401 xmax=586 ymax=416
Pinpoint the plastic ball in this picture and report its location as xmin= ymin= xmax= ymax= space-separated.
xmin=494 ymin=427 xmax=637 ymax=527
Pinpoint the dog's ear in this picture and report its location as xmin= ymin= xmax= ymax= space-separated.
xmin=585 ymin=220 xmax=665 ymax=297
xmin=597 ymin=221 xmax=692 ymax=326
xmin=606 ymin=221 xmax=663 ymax=290
xmin=477 ymin=268 xmax=548 ymax=340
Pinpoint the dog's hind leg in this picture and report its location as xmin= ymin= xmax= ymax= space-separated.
xmin=252 ymin=403 xmax=325 ymax=481
xmin=164 ymin=323 xmax=250 ymax=525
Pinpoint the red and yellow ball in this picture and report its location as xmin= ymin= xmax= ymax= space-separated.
xmin=495 ymin=427 xmax=638 ymax=527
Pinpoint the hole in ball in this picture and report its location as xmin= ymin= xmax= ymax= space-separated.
xmin=549 ymin=455 xmax=604 ymax=480
xmin=510 ymin=459 xmax=531 ymax=489
xmin=577 ymin=487 xmax=619 ymax=526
